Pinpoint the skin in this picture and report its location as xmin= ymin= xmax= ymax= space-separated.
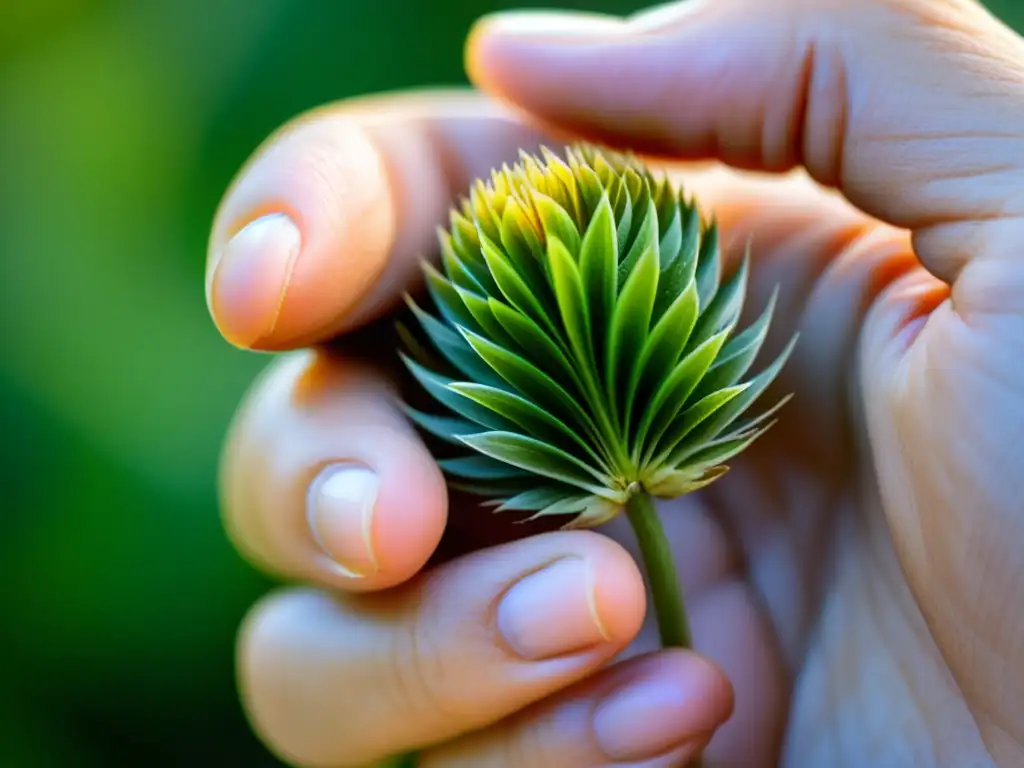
xmin=207 ymin=0 xmax=1024 ymax=765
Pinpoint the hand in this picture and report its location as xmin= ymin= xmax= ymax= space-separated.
xmin=208 ymin=0 xmax=1024 ymax=765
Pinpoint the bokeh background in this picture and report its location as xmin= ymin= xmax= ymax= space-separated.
xmin=2 ymin=1 xmax=1022 ymax=765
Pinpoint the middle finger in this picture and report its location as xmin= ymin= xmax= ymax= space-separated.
xmin=220 ymin=347 xmax=449 ymax=592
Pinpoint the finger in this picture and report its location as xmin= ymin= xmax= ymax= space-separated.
xmin=220 ymin=347 xmax=448 ymax=592
xmin=238 ymin=531 xmax=647 ymax=768
xmin=420 ymin=650 xmax=732 ymax=768
xmin=466 ymin=0 xmax=1024 ymax=293
xmin=206 ymin=90 xmax=548 ymax=351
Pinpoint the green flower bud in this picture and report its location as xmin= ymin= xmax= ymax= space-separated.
xmin=398 ymin=144 xmax=796 ymax=530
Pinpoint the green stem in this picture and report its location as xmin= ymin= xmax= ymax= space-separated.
xmin=625 ymin=490 xmax=703 ymax=768
xmin=625 ymin=491 xmax=692 ymax=648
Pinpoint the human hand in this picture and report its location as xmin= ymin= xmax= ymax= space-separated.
xmin=208 ymin=0 xmax=1024 ymax=765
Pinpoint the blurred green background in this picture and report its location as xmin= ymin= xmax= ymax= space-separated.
xmin=1 ymin=1 xmax=1021 ymax=765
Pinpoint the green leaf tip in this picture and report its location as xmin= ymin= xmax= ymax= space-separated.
xmin=395 ymin=143 xmax=798 ymax=528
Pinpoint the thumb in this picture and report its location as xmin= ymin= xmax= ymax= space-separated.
xmin=466 ymin=0 xmax=1024 ymax=299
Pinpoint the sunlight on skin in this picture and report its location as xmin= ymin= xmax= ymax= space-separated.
xmin=210 ymin=0 xmax=1024 ymax=764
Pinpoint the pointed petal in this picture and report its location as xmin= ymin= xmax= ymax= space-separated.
xmin=401 ymin=406 xmax=477 ymax=446
xmin=399 ymin=354 xmax=516 ymax=431
xmin=458 ymin=431 xmax=612 ymax=493
xmin=645 ymin=464 xmax=729 ymax=497
xmin=575 ymin=164 xmax=606 ymax=218
xmin=645 ymin=465 xmax=730 ymax=498
xmin=617 ymin=198 xmax=658 ymax=284
xmin=560 ymin=497 xmax=623 ymax=529
xmin=687 ymin=246 xmax=750 ymax=353
xmin=548 ymin=236 xmax=593 ymax=369
xmin=657 ymin=201 xmax=683 ymax=269
xmin=487 ymin=298 xmax=583 ymax=394
xmin=625 ymin=279 xmax=699 ymax=434
xmin=694 ymin=220 xmax=721 ymax=310
xmin=439 ymin=454 xmax=534 ymax=481
xmin=692 ymin=286 xmax=779 ymax=400
xmin=495 ymin=485 xmax=582 ymax=512
xmin=449 ymin=381 xmax=609 ymax=471
xmin=403 ymin=295 xmax=506 ymax=388
xmin=453 ymin=285 xmax=517 ymax=349
xmin=648 ymin=383 xmax=750 ymax=465
xmin=395 ymin=320 xmax=443 ymax=372
xmin=423 ymin=261 xmax=480 ymax=333
xmin=533 ymin=190 xmax=581 ymax=255
xmin=439 ymin=229 xmax=486 ymax=293
xmin=579 ymin=192 xmax=618 ymax=364
xmin=633 ymin=326 xmax=731 ymax=457
xmin=458 ymin=328 xmax=606 ymax=449
xmin=653 ymin=203 xmax=701 ymax=321
xmin=478 ymin=232 xmax=552 ymax=331
xmin=668 ymin=334 xmax=799 ymax=460
xmin=606 ymin=235 xmax=659 ymax=423
xmin=500 ymin=197 xmax=543 ymax=263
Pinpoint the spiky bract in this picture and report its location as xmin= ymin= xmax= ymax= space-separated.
xmin=397 ymin=145 xmax=795 ymax=529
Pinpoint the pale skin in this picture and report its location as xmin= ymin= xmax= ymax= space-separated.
xmin=207 ymin=0 xmax=1024 ymax=765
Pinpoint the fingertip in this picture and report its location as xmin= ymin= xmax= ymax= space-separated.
xmin=634 ymin=649 xmax=737 ymax=742
xmin=583 ymin=649 xmax=734 ymax=764
xmin=462 ymin=14 xmax=493 ymax=87
xmin=307 ymin=432 xmax=449 ymax=592
xmin=208 ymin=212 xmax=302 ymax=349
xmin=466 ymin=8 xmax=627 ymax=48
xmin=367 ymin=436 xmax=450 ymax=587
xmin=685 ymin=650 xmax=736 ymax=728
xmin=463 ymin=17 xmax=513 ymax=115
xmin=464 ymin=9 xmax=627 ymax=103
xmin=585 ymin=531 xmax=648 ymax=646
xmin=207 ymin=117 xmax=395 ymax=351
xmin=221 ymin=350 xmax=449 ymax=594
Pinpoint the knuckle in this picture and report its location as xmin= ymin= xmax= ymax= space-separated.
xmin=496 ymin=708 xmax=574 ymax=768
xmin=385 ymin=599 xmax=467 ymax=726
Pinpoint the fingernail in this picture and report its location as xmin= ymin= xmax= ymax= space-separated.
xmin=308 ymin=464 xmax=380 ymax=577
xmin=208 ymin=212 xmax=301 ymax=348
xmin=497 ymin=558 xmax=610 ymax=660
xmin=477 ymin=10 xmax=626 ymax=38
xmin=593 ymin=677 xmax=703 ymax=762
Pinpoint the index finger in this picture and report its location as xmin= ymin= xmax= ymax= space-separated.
xmin=465 ymin=0 xmax=1024 ymax=287
xmin=206 ymin=90 xmax=549 ymax=351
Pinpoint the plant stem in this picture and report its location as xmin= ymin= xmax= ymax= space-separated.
xmin=625 ymin=491 xmax=692 ymax=648
xmin=625 ymin=491 xmax=703 ymax=768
